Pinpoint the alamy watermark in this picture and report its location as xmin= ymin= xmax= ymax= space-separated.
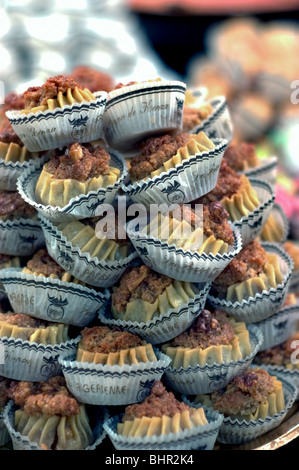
xmin=290 ymin=80 xmax=299 ymax=104
xmin=0 ymin=340 xmax=4 ymax=365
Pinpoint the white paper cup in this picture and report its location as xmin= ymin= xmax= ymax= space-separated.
xmin=103 ymin=80 xmax=186 ymax=151
xmin=59 ymin=349 xmax=171 ymax=406
xmin=162 ymin=325 xmax=263 ymax=395
xmin=231 ymin=179 xmax=275 ymax=246
xmin=6 ymin=92 xmax=107 ymax=152
xmin=0 ymin=267 xmax=110 ymax=327
xmin=17 ymin=151 xmax=127 ymax=223
xmin=103 ymin=407 xmax=223 ymax=450
xmin=39 ymin=214 xmax=138 ymax=288
xmin=0 ymin=336 xmax=80 ymax=382
xmin=0 ymin=153 xmax=49 ymax=191
xmin=189 ymin=96 xmax=234 ymax=143
xmin=253 ymin=302 xmax=299 ymax=351
xmin=121 ymin=138 xmax=228 ymax=209
xmin=0 ymin=217 xmax=45 ymax=256
xmin=126 ymin=218 xmax=242 ymax=283
xmin=98 ymin=282 xmax=211 ymax=344
xmin=243 ymin=156 xmax=278 ymax=187
xmin=208 ymin=243 xmax=294 ymax=324
xmin=259 ymin=202 xmax=289 ymax=245
xmin=3 ymin=400 xmax=108 ymax=451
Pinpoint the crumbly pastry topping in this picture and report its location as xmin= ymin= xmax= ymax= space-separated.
xmin=0 ymin=376 xmax=12 ymax=409
xmin=2 ymin=92 xmax=25 ymax=113
xmin=128 ymin=133 xmax=191 ymax=180
xmin=0 ymin=127 xmax=24 ymax=146
xmin=122 ymin=381 xmax=194 ymax=421
xmin=23 ymin=75 xmax=83 ymax=109
xmin=0 ymin=253 xmax=14 ymax=264
xmin=69 ymin=65 xmax=115 ymax=93
xmin=26 ymin=248 xmax=67 ymax=279
xmin=7 ymin=376 xmax=80 ymax=416
xmin=114 ymin=81 xmax=138 ymax=90
xmin=172 ymin=202 xmax=234 ymax=245
xmin=196 ymin=159 xmax=242 ymax=205
xmin=182 ymin=103 xmax=213 ymax=132
xmin=0 ymin=312 xmax=49 ymax=329
xmin=212 ymin=241 xmax=268 ymax=294
xmin=46 ymin=142 xmax=110 ymax=181
xmin=112 ymin=265 xmax=173 ymax=313
xmin=0 ymin=191 xmax=36 ymax=219
xmin=80 ymin=326 xmax=143 ymax=354
xmin=255 ymin=332 xmax=299 ymax=367
xmin=210 ymin=368 xmax=275 ymax=417
xmin=169 ymin=309 xmax=235 ymax=349
xmin=223 ymin=142 xmax=258 ymax=172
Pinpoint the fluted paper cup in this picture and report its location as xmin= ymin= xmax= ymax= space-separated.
xmin=98 ymin=282 xmax=211 ymax=344
xmin=121 ymin=138 xmax=228 ymax=209
xmin=0 ymin=152 xmax=49 ymax=191
xmin=59 ymin=349 xmax=171 ymax=406
xmin=243 ymin=156 xmax=278 ymax=187
xmin=6 ymin=92 xmax=107 ymax=152
xmin=17 ymin=151 xmax=127 ymax=223
xmin=259 ymin=203 xmax=289 ymax=245
xmin=103 ymin=80 xmax=186 ymax=151
xmin=0 ymin=217 xmax=44 ymax=256
xmin=208 ymin=243 xmax=294 ymax=323
xmin=3 ymin=401 xmax=108 ymax=451
xmin=163 ymin=325 xmax=263 ymax=395
xmin=126 ymin=218 xmax=242 ymax=283
xmin=103 ymin=407 xmax=223 ymax=450
xmin=0 ymin=268 xmax=110 ymax=327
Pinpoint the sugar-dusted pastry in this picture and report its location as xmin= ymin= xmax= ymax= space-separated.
xmin=35 ymin=142 xmax=120 ymax=207
xmin=76 ymin=325 xmax=157 ymax=365
xmin=212 ymin=241 xmax=284 ymax=303
xmin=7 ymin=376 xmax=93 ymax=450
xmin=117 ymin=380 xmax=208 ymax=438
xmin=161 ymin=309 xmax=252 ymax=367
xmin=111 ymin=264 xmax=200 ymax=322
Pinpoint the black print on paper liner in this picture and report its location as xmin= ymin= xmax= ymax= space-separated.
xmin=161 ymin=180 xmax=185 ymax=204
xmin=47 ymin=294 xmax=69 ymax=320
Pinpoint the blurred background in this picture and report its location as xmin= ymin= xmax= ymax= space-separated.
xmin=0 ymin=0 xmax=299 ymax=238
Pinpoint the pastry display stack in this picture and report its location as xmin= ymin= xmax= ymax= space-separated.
xmin=0 ymin=69 xmax=298 ymax=451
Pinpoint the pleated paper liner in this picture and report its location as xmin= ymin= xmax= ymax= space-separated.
xmin=98 ymin=282 xmax=211 ymax=344
xmin=288 ymin=269 xmax=299 ymax=295
xmin=3 ymin=401 xmax=108 ymax=451
xmin=190 ymin=96 xmax=234 ymax=143
xmin=231 ymin=178 xmax=275 ymax=247
xmin=255 ymin=72 xmax=292 ymax=106
xmin=208 ymin=243 xmax=294 ymax=324
xmin=252 ymin=302 xmax=299 ymax=352
xmin=0 ymin=336 xmax=80 ymax=381
xmin=162 ymin=325 xmax=263 ymax=396
xmin=0 ymin=217 xmax=45 ymax=256
xmin=59 ymin=349 xmax=171 ymax=406
xmin=121 ymin=138 xmax=228 ymax=209
xmin=242 ymin=156 xmax=278 ymax=187
xmin=183 ymin=373 xmax=297 ymax=445
xmin=259 ymin=202 xmax=289 ymax=245
xmin=17 ymin=151 xmax=127 ymax=223
xmin=252 ymin=364 xmax=299 ymax=401
xmin=102 ymin=80 xmax=186 ymax=151
xmin=103 ymin=407 xmax=223 ymax=451
xmin=0 ymin=268 xmax=110 ymax=327
xmin=126 ymin=218 xmax=242 ymax=283
xmin=6 ymin=92 xmax=107 ymax=152
xmin=39 ymin=214 xmax=138 ymax=288
xmin=0 ymin=151 xmax=49 ymax=191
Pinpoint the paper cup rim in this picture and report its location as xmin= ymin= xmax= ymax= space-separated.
xmin=163 ymin=324 xmax=263 ymax=374
xmin=58 ymin=348 xmax=172 ymax=374
xmin=0 ymin=334 xmax=80 ymax=352
xmin=39 ymin=213 xmax=138 ymax=269
xmin=126 ymin=218 xmax=242 ymax=263
xmin=5 ymin=91 xmax=107 ymax=123
xmin=3 ymin=400 xmax=108 ymax=451
xmin=251 ymin=362 xmax=299 ymax=378
xmin=99 ymin=282 xmax=211 ymax=329
xmin=103 ymin=406 xmax=223 ymax=447
xmin=243 ymin=155 xmax=278 ymax=178
xmin=208 ymin=242 xmax=294 ymax=309
xmin=121 ymin=137 xmax=228 ymax=194
xmin=17 ymin=150 xmax=127 ymax=216
xmin=253 ymin=301 xmax=299 ymax=327
xmin=189 ymin=95 xmax=228 ymax=133
xmin=106 ymin=80 xmax=187 ymax=104
xmin=0 ymin=267 xmax=111 ymax=302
